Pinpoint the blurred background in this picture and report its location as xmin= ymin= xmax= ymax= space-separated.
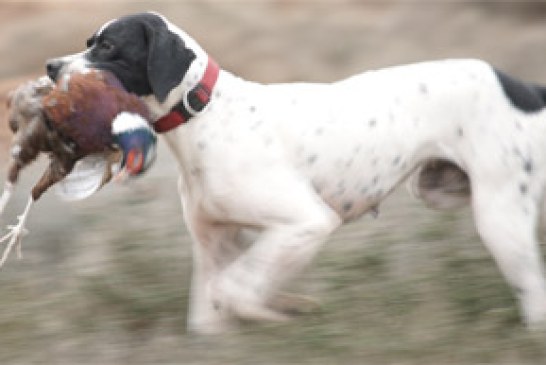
xmin=1 ymin=1 xmax=546 ymax=364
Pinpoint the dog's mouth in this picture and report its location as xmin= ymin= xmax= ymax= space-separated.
xmin=46 ymin=52 xmax=92 ymax=82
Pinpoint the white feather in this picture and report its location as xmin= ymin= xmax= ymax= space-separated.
xmin=111 ymin=112 xmax=151 ymax=135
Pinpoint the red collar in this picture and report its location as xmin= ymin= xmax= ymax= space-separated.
xmin=153 ymin=57 xmax=220 ymax=133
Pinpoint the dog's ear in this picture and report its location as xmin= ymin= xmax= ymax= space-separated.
xmin=145 ymin=23 xmax=196 ymax=103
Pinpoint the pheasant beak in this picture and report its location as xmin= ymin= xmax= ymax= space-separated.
xmin=113 ymin=148 xmax=147 ymax=183
xmin=125 ymin=149 xmax=145 ymax=175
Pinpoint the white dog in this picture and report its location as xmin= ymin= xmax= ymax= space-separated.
xmin=46 ymin=12 xmax=546 ymax=333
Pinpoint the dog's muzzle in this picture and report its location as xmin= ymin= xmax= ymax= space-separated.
xmin=46 ymin=52 xmax=90 ymax=82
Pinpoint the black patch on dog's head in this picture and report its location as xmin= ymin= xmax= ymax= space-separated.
xmin=85 ymin=13 xmax=196 ymax=102
xmin=494 ymin=68 xmax=546 ymax=113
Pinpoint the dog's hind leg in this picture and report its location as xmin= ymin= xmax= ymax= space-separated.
xmin=472 ymin=182 xmax=546 ymax=329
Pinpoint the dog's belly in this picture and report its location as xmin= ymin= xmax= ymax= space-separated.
xmin=281 ymin=110 xmax=413 ymax=219
xmin=291 ymin=123 xmax=416 ymax=221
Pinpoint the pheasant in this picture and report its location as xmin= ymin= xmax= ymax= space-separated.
xmin=0 ymin=71 xmax=156 ymax=267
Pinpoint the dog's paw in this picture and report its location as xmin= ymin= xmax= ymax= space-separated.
xmin=234 ymin=302 xmax=292 ymax=323
xmin=187 ymin=316 xmax=236 ymax=335
xmin=209 ymin=276 xmax=292 ymax=324
xmin=267 ymin=292 xmax=322 ymax=317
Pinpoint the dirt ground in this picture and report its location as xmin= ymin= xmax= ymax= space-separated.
xmin=1 ymin=1 xmax=546 ymax=364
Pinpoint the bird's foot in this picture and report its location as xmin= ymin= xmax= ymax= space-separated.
xmin=0 ymin=197 xmax=33 ymax=268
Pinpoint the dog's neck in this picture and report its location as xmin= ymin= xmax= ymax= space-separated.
xmin=143 ymin=14 xmax=212 ymax=121
xmin=151 ymin=57 xmax=220 ymax=133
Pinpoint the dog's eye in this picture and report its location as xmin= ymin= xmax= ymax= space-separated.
xmin=98 ymin=40 xmax=114 ymax=52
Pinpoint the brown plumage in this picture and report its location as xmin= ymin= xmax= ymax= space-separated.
xmin=4 ymin=70 xmax=148 ymax=201
xmin=0 ymin=71 xmax=152 ymax=268
xmin=43 ymin=71 xmax=149 ymax=155
xmin=4 ymin=76 xmax=72 ymax=200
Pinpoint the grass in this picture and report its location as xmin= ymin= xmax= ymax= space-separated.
xmin=77 ymin=233 xmax=189 ymax=337
xmin=1 ymin=186 xmax=546 ymax=364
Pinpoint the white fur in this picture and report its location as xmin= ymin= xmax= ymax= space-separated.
xmin=55 ymin=15 xmax=546 ymax=334
xmin=159 ymin=57 xmax=546 ymax=333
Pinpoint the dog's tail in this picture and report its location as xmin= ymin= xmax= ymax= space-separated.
xmin=534 ymin=84 xmax=546 ymax=105
xmin=408 ymin=159 xmax=471 ymax=210
xmin=495 ymin=68 xmax=546 ymax=112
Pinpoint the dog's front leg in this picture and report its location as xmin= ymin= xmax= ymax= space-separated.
xmin=185 ymin=219 xmax=247 ymax=334
xmin=207 ymin=175 xmax=341 ymax=327
xmin=178 ymin=175 xmax=246 ymax=333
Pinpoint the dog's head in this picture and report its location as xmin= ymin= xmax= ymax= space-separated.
xmin=46 ymin=12 xmax=202 ymax=106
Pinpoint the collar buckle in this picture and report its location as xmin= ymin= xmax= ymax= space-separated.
xmin=153 ymin=57 xmax=219 ymax=134
xmin=183 ymin=83 xmax=212 ymax=116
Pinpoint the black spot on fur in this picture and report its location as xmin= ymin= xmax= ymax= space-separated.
xmin=494 ymin=68 xmax=546 ymax=113
xmin=392 ymin=155 xmax=401 ymax=166
xmin=388 ymin=113 xmax=394 ymax=123
xmin=343 ymin=201 xmax=353 ymax=213
xmin=335 ymin=181 xmax=346 ymax=196
xmin=520 ymin=183 xmax=528 ymax=195
xmin=457 ymin=127 xmax=464 ymax=137
xmin=523 ymin=159 xmax=534 ymax=174
xmin=368 ymin=119 xmax=376 ymax=127
xmin=419 ymin=83 xmax=428 ymax=94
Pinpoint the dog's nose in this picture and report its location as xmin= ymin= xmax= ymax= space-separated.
xmin=46 ymin=58 xmax=63 ymax=81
